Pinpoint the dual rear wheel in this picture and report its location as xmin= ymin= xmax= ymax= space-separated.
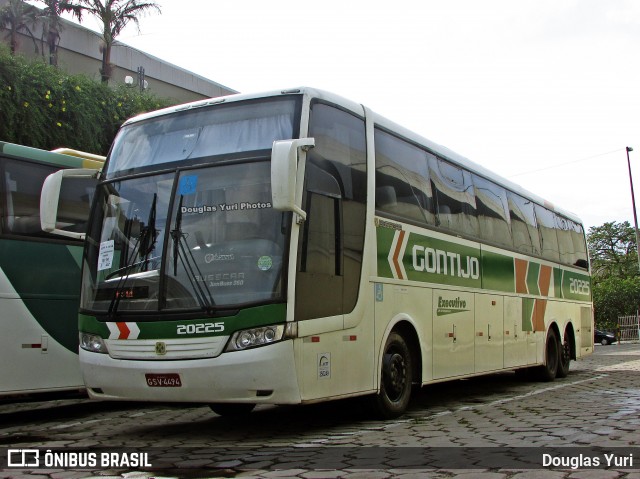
xmin=536 ymin=328 xmax=571 ymax=381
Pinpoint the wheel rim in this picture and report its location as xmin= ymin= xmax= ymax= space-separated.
xmin=383 ymin=350 xmax=407 ymax=402
xmin=561 ymin=340 xmax=570 ymax=366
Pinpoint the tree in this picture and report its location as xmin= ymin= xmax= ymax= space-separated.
xmin=587 ymin=221 xmax=640 ymax=329
xmin=77 ymin=0 xmax=160 ymax=83
xmin=34 ymin=0 xmax=83 ymax=66
xmin=587 ymin=221 xmax=638 ymax=280
xmin=591 ymin=276 xmax=640 ymax=331
xmin=0 ymin=0 xmax=39 ymax=54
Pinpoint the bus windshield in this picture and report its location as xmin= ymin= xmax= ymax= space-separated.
xmin=105 ymin=97 xmax=298 ymax=179
xmin=81 ymin=96 xmax=300 ymax=316
xmin=82 ymin=161 xmax=287 ymax=314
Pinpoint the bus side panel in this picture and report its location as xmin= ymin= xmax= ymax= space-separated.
xmin=0 ymin=268 xmax=82 ymax=394
xmin=474 ymin=293 xmax=504 ymax=373
xmin=432 ymin=289 xmax=474 ymax=379
xmin=504 ymin=296 xmax=537 ymax=367
xmin=0 ymin=239 xmax=83 ymax=394
xmin=372 ymin=282 xmax=433 ymax=385
xmin=297 ymin=297 xmax=376 ymax=402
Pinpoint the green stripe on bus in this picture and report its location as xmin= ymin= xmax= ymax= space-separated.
xmin=0 ymin=239 xmax=81 ymax=353
xmin=79 ymin=303 xmax=287 ymax=339
xmin=481 ymin=250 xmax=514 ymax=293
xmin=526 ymin=262 xmax=541 ymax=296
xmin=522 ymin=298 xmax=535 ymax=331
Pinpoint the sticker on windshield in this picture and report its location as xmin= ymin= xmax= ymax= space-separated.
xmin=98 ymin=240 xmax=114 ymax=271
xmin=178 ymin=175 xmax=198 ymax=195
xmin=257 ymin=256 xmax=273 ymax=271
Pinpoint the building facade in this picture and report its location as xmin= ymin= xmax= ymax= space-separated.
xmin=0 ymin=0 xmax=236 ymax=103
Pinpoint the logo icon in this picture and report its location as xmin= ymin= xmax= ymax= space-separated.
xmin=8 ymin=449 xmax=39 ymax=467
xmin=155 ymin=342 xmax=167 ymax=356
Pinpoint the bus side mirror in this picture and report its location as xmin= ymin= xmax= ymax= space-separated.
xmin=271 ymin=138 xmax=315 ymax=222
xmin=40 ymin=168 xmax=100 ymax=240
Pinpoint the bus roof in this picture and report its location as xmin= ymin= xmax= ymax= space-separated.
xmin=120 ymin=87 xmax=584 ymax=226
xmin=0 ymin=141 xmax=105 ymax=170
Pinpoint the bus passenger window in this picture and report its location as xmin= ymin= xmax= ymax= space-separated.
xmin=374 ymin=128 xmax=434 ymax=226
xmin=556 ymin=214 xmax=575 ymax=266
xmin=507 ymin=192 xmax=541 ymax=256
xmin=570 ymin=221 xmax=589 ymax=269
xmin=534 ymin=205 xmax=560 ymax=262
xmin=473 ymin=174 xmax=512 ymax=248
xmin=429 ymin=157 xmax=479 ymax=237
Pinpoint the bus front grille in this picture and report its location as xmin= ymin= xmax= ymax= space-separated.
xmin=105 ymin=337 xmax=228 ymax=360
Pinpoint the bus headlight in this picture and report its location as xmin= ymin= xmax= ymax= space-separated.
xmin=225 ymin=323 xmax=296 ymax=352
xmin=79 ymin=333 xmax=109 ymax=354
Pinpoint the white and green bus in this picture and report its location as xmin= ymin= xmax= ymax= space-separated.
xmin=41 ymin=88 xmax=593 ymax=417
xmin=0 ymin=141 xmax=103 ymax=396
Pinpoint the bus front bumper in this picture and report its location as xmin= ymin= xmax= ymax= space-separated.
xmin=79 ymin=340 xmax=301 ymax=404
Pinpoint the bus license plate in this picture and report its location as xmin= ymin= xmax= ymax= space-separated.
xmin=145 ymin=373 xmax=182 ymax=387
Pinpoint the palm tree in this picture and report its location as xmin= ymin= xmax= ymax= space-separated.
xmin=35 ymin=0 xmax=83 ymax=66
xmin=77 ymin=0 xmax=160 ymax=83
xmin=0 ymin=0 xmax=39 ymax=54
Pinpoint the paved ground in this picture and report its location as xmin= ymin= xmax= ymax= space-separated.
xmin=0 ymin=342 xmax=639 ymax=478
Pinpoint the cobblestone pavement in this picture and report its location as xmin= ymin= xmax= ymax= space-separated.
xmin=1 ymin=343 xmax=639 ymax=479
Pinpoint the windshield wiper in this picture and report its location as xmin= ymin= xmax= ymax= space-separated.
xmin=107 ymin=194 xmax=159 ymax=318
xmin=139 ymin=193 xmax=158 ymax=260
xmin=170 ymin=195 xmax=215 ymax=310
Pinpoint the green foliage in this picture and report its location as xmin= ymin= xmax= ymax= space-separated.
xmin=587 ymin=221 xmax=638 ymax=280
xmin=587 ymin=220 xmax=640 ymax=328
xmin=0 ymin=45 xmax=171 ymax=154
xmin=592 ymin=276 xmax=640 ymax=330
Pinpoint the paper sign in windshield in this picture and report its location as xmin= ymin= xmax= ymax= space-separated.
xmin=98 ymin=240 xmax=114 ymax=271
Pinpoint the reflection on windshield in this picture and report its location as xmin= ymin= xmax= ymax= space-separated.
xmin=106 ymin=98 xmax=297 ymax=178
xmin=82 ymin=162 xmax=287 ymax=315
xmin=165 ymin=162 xmax=284 ymax=310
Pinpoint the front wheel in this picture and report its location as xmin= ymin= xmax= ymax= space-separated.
xmin=209 ymin=403 xmax=256 ymax=417
xmin=369 ymin=332 xmax=413 ymax=419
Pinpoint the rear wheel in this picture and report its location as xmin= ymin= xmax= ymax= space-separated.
xmin=536 ymin=329 xmax=559 ymax=381
xmin=556 ymin=334 xmax=571 ymax=378
xmin=369 ymin=332 xmax=413 ymax=419
xmin=209 ymin=403 xmax=256 ymax=417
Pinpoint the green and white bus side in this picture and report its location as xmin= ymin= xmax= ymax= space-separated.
xmin=0 ymin=141 xmax=103 ymax=396
xmin=41 ymin=88 xmax=593 ymax=417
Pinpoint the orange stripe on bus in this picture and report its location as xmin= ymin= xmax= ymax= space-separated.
xmin=532 ymin=299 xmax=547 ymax=332
xmin=392 ymin=230 xmax=406 ymax=280
xmin=538 ymin=265 xmax=552 ymax=297
xmin=515 ymin=258 xmax=528 ymax=294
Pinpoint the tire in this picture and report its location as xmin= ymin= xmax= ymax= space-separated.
xmin=369 ymin=332 xmax=413 ymax=419
xmin=601 ymin=338 xmax=608 ymax=346
xmin=209 ymin=403 xmax=256 ymax=417
xmin=536 ymin=329 xmax=559 ymax=382
xmin=556 ymin=334 xmax=571 ymax=379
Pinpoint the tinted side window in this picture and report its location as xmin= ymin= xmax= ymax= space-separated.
xmin=374 ymin=128 xmax=434 ymax=226
xmin=556 ymin=214 xmax=575 ymax=266
xmin=507 ymin=192 xmax=541 ymax=255
xmin=472 ymin=174 xmax=512 ymax=248
xmin=296 ymin=103 xmax=367 ymax=320
xmin=1 ymin=158 xmax=94 ymax=240
xmin=430 ymin=157 xmax=478 ymax=236
xmin=570 ymin=220 xmax=588 ymax=268
xmin=534 ymin=205 xmax=560 ymax=262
